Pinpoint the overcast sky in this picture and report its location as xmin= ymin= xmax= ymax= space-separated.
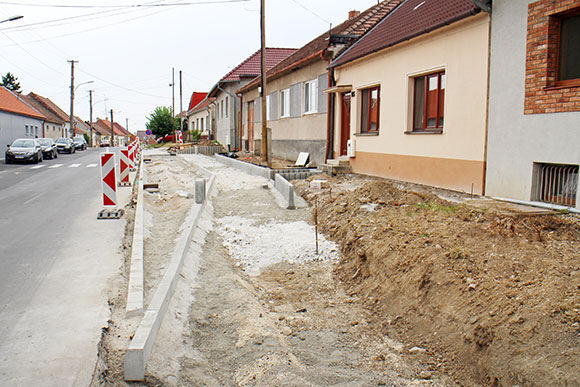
xmin=0 ymin=0 xmax=379 ymax=133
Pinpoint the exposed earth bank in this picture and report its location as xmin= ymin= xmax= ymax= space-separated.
xmin=294 ymin=174 xmax=580 ymax=386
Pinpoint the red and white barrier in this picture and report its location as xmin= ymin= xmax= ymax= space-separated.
xmin=119 ymin=149 xmax=131 ymax=186
xmin=176 ymin=131 xmax=183 ymax=144
xmin=101 ymin=152 xmax=117 ymax=206
xmin=129 ymin=142 xmax=136 ymax=171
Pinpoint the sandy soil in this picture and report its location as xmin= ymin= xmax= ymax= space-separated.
xmin=92 ymin=155 xmax=454 ymax=386
xmin=293 ymin=174 xmax=580 ymax=386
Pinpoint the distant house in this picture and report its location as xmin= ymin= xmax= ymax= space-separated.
xmin=237 ymin=1 xmax=401 ymax=164
xmin=327 ymin=0 xmax=490 ymax=194
xmin=24 ymin=92 xmax=70 ymax=138
xmin=0 ymin=86 xmax=45 ymax=151
xmin=486 ymin=0 xmax=580 ymax=209
xmin=93 ymin=118 xmax=115 ymax=146
xmin=74 ymin=116 xmax=90 ymax=137
xmin=21 ymin=93 xmax=67 ymax=139
xmin=207 ymin=47 xmax=297 ymax=151
xmin=187 ymin=96 xmax=215 ymax=139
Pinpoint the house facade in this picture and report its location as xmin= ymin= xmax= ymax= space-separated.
xmin=486 ymin=0 xmax=580 ymax=208
xmin=328 ymin=0 xmax=490 ymax=195
xmin=208 ymin=48 xmax=297 ymax=151
xmin=237 ymin=1 xmax=402 ymax=165
xmin=0 ymin=87 xmax=45 ymax=152
xmin=25 ymin=92 xmax=70 ymax=138
xmin=187 ymin=97 xmax=215 ymax=139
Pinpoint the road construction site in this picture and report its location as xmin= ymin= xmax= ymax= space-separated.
xmin=92 ymin=151 xmax=580 ymax=387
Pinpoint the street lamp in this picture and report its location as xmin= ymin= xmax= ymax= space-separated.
xmin=69 ymin=80 xmax=93 ymax=138
xmin=0 ymin=15 xmax=23 ymax=24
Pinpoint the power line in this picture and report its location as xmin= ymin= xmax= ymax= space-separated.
xmin=0 ymin=0 xmax=250 ymax=9
xmin=287 ymin=0 xmax=330 ymax=25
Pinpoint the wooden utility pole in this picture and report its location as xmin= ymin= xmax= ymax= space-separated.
xmin=68 ymin=60 xmax=78 ymax=138
xmin=89 ymin=90 xmax=93 ymax=147
xmin=179 ymin=70 xmax=183 ymax=133
xmin=110 ymin=109 xmax=114 ymax=147
xmin=171 ymin=67 xmax=175 ymax=133
xmin=260 ymin=0 xmax=268 ymax=163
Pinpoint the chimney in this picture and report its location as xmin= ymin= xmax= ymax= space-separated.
xmin=348 ymin=10 xmax=360 ymax=20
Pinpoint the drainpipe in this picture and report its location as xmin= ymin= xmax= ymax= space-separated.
xmin=326 ymin=66 xmax=336 ymax=162
xmin=217 ymin=85 xmax=238 ymax=151
xmin=237 ymin=92 xmax=244 ymax=151
xmin=209 ymin=99 xmax=217 ymax=141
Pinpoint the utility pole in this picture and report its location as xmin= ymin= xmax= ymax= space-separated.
xmin=179 ymin=70 xmax=183 ymax=133
xmin=126 ymin=118 xmax=129 ymax=132
xmin=171 ymin=67 xmax=175 ymax=133
xmin=89 ymin=90 xmax=93 ymax=147
xmin=260 ymin=0 xmax=268 ymax=163
xmin=68 ymin=60 xmax=78 ymax=138
xmin=110 ymin=109 xmax=114 ymax=147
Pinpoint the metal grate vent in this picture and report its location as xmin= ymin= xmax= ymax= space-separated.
xmin=534 ymin=163 xmax=578 ymax=206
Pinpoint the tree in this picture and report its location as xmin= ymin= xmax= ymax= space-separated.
xmin=145 ymin=106 xmax=179 ymax=138
xmin=1 ymin=72 xmax=21 ymax=92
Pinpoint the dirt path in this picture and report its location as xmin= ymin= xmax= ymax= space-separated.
xmin=93 ymin=155 xmax=455 ymax=386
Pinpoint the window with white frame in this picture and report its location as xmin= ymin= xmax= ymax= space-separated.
xmin=280 ymin=88 xmax=290 ymax=118
xmin=304 ymin=79 xmax=318 ymax=114
xmin=225 ymin=97 xmax=229 ymax=118
xmin=220 ymin=100 xmax=224 ymax=118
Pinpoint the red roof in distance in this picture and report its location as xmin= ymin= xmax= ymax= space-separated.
xmin=0 ymin=87 xmax=45 ymax=120
xmin=221 ymin=48 xmax=297 ymax=83
xmin=188 ymin=92 xmax=208 ymax=110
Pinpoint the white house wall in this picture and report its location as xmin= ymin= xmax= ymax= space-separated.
xmin=486 ymin=0 xmax=580 ymax=208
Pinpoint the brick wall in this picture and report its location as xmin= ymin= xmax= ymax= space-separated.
xmin=525 ymin=0 xmax=580 ymax=114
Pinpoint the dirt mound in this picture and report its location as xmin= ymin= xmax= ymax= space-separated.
xmin=295 ymin=177 xmax=580 ymax=386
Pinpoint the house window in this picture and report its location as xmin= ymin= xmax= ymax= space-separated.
xmin=413 ymin=71 xmax=445 ymax=132
xmin=557 ymin=13 xmax=580 ymax=83
xmin=534 ymin=163 xmax=578 ymax=206
xmin=304 ymin=79 xmax=318 ymax=114
xmin=280 ymin=88 xmax=290 ymax=118
xmin=225 ymin=97 xmax=229 ymax=118
xmin=360 ymin=86 xmax=380 ymax=133
xmin=25 ymin=125 xmax=29 ymax=136
xmin=266 ymin=94 xmax=271 ymax=118
xmin=220 ymin=100 xmax=224 ymax=118
xmin=201 ymin=117 xmax=204 ymax=130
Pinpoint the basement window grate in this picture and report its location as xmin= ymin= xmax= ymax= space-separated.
xmin=534 ymin=163 xmax=578 ymax=206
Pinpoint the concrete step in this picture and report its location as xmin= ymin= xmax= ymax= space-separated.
xmin=326 ymin=158 xmax=350 ymax=167
xmin=319 ymin=163 xmax=351 ymax=175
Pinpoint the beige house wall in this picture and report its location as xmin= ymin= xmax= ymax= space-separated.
xmin=240 ymin=59 xmax=329 ymax=163
xmin=333 ymin=14 xmax=490 ymax=194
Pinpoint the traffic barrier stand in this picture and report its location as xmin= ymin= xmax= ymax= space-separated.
xmin=129 ymin=142 xmax=136 ymax=172
xmin=119 ymin=148 xmax=131 ymax=187
xmin=98 ymin=152 xmax=124 ymax=219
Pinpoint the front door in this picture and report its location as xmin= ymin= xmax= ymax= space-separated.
xmin=340 ymin=92 xmax=351 ymax=156
xmin=247 ymin=101 xmax=254 ymax=152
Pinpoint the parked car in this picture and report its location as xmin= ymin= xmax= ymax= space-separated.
xmin=36 ymin=138 xmax=58 ymax=160
xmin=56 ymin=138 xmax=75 ymax=154
xmin=73 ymin=137 xmax=88 ymax=151
xmin=5 ymin=138 xmax=43 ymax=164
xmin=100 ymin=139 xmax=111 ymax=147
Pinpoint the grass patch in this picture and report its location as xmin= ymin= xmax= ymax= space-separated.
xmin=415 ymin=201 xmax=458 ymax=214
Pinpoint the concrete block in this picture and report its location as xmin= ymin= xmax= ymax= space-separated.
xmin=310 ymin=179 xmax=329 ymax=189
xmin=195 ymin=179 xmax=206 ymax=204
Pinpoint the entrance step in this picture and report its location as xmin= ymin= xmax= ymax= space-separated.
xmin=320 ymin=159 xmax=351 ymax=175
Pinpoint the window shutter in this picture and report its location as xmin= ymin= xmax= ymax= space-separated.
xmin=254 ymin=98 xmax=261 ymax=123
xmin=269 ymin=92 xmax=279 ymax=121
xmin=290 ymin=83 xmax=301 ymax=118
xmin=317 ymin=74 xmax=328 ymax=114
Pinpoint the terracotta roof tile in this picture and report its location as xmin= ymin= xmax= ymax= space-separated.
xmin=188 ymin=92 xmax=208 ymax=110
xmin=220 ymin=47 xmax=297 ymax=83
xmin=332 ymin=0 xmax=482 ymax=67
xmin=189 ymin=97 xmax=215 ymax=114
xmin=0 ymin=87 xmax=45 ymax=119
xmin=27 ymin=92 xmax=69 ymax=122
xmin=238 ymin=0 xmax=403 ymax=93
xmin=21 ymin=94 xmax=63 ymax=125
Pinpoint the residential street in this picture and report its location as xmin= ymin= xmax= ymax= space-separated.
xmin=0 ymin=148 xmax=129 ymax=386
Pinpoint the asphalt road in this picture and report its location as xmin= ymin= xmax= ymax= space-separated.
xmin=0 ymin=147 xmax=129 ymax=386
